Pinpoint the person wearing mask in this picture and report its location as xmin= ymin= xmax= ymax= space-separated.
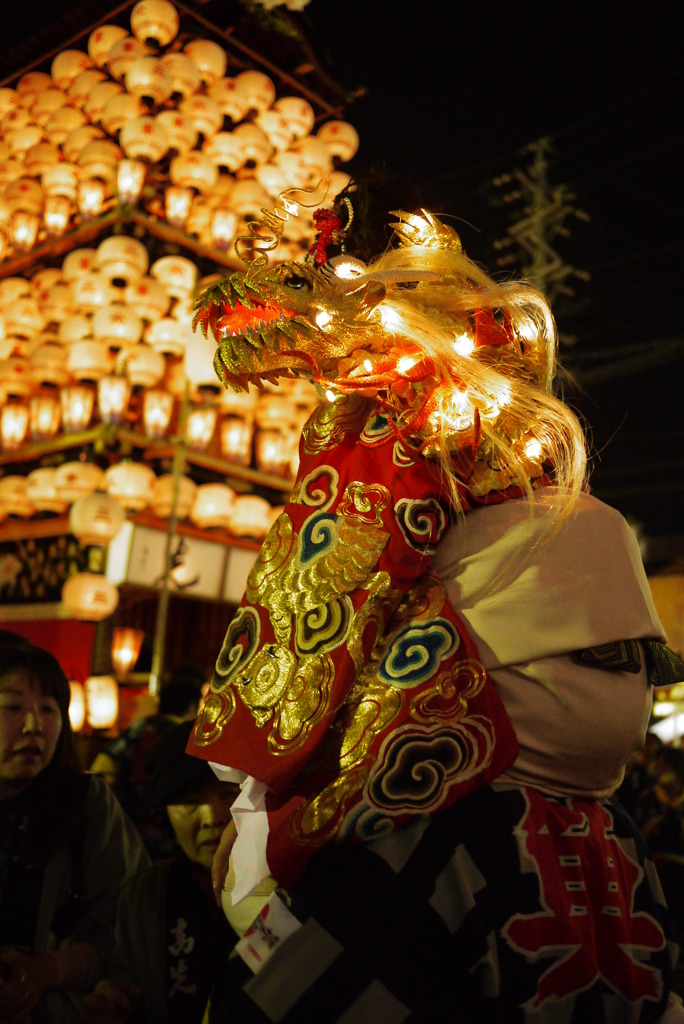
xmin=0 ymin=642 xmax=149 ymax=1024
xmin=79 ymin=720 xmax=237 ymax=1024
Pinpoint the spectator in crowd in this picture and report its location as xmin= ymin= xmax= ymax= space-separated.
xmin=90 ymin=664 xmax=206 ymax=860
xmin=79 ymin=720 xmax=238 ymax=1024
xmin=617 ymin=730 xmax=664 ymax=820
xmin=0 ymin=642 xmax=149 ymax=1023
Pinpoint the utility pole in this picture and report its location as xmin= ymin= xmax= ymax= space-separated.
xmin=492 ymin=138 xmax=590 ymax=311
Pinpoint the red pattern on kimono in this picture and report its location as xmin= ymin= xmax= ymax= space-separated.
xmin=188 ymin=395 xmax=523 ymax=888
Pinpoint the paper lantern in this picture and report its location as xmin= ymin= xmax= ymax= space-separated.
xmin=97 ymin=235 xmax=148 ymax=286
xmin=151 ymin=473 xmax=196 ymax=519
xmin=0 ymin=475 xmax=35 ymax=517
xmin=120 ymin=116 xmax=168 ymax=162
xmin=54 ymin=461 xmax=105 ymax=502
xmin=234 ymin=71 xmax=275 ymax=113
xmin=227 ymin=494 xmax=275 ymax=539
xmin=25 ymin=467 xmax=67 ymax=513
xmin=121 ymin=344 xmax=165 ymax=387
xmin=84 ymin=674 xmax=119 ymax=728
xmin=69 ymin=491 xmax=126 ymax=545
xmin=43 ymin=195 xmax=72 ymax=236
xmin=104 ymin=461 xmax=155 ymax=511
xmin=59 ymin=383 xmax=95 ymax=431
xmin=87 ymin=25 xmax=129 ymax=68
xmin=106 ymin=37 xmax=150 ymax=81
xmin=130 ymin=0 xmax=179 ymax=47
xmin=63 ymin=574 xmax=119 ymax=622
xmin=219 ymin=416 xmax=254 ymax=465
xmin=68 ymin=680 xmax=86 ymax=732
xmin=155 ymin=111 xmax=197 ymax=156
xmin=142 ymin=387 xmax=174 ymax=437
xmin=116 ymin=159 xmax=146 ymax=204
xmin=66 ymin=341 xmax=112 ymax=382
xmin=183 ymin=39 xmax=227 ymax=87
xmin=185 ymin=405 xmax=217 ymax=451
xmin=0 ymin=401 xmax=29 ymax=450
xmin=125 ymin=57 xmax=173 ymax=105
xmin=110 ymin=626 xmax=144 ymax=680
xmin=317 ymin=121 xmax=360 ymax=162
xmin=190 ymin=483 xmax=235 ymax=529
xmin=29 ymin=391 xmax=61 ymax=440
xmin=161 ymin=53 xmax=200 ymax=99
xmin=97 ymin=375 xmax=131 ymax=424
xmin=51 ymin=50 xmax=92 ymax=91
xmin=208 ymin=77 xmax=248 ymax=122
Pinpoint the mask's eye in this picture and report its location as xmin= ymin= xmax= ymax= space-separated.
xmin=284 ymin=274 xmax=308 ymax=290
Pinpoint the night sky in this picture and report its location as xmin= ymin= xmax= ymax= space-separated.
xmin=2 ymin=0 xmax=682 ymax=549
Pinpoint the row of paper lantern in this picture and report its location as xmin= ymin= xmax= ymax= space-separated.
xmin=0 ymin=466 xmax=284 ymax=537
xmin=0 ymin=0 xmax=357 ymax=256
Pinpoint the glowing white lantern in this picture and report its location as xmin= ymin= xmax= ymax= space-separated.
xmin=106 ymin=37 xmax=150 ymax=81
xmin=317 ymin=121 xmax=360 ymax=163
xmin=68 ymin=680 xmax=86 ymax=732
xmin=155 ymin=111 xmax=197 ymax=155
xmin=88 ymin=25 xmax=129 ymax=68
xmin=161 ymin=53 xmax=201 ymax=99
xmin=151 ymin=474 xmax=196 ymax=519
xmin=69 ymin=491 xmax=126 ymax=545
xmin=25 ymin=467 xmax=67 ymax=513
xmin=0 ymin=475 xmax=35 ymax=517
xmin=227 ymin=494 xmax=274 ymax=539
xmin=125 ymin=57 xmax=173 ymax=105
xmin=62 ymin=574 xmax=119 ymax=621
xmin=190 ymin=483 xmax=235 ymax=529
xmin=105 ymin=462 xmax=155 ymax=512
xmin=84 ymin=674 xmax=119 ymax=728
xmin=208 ymin=77 xmax=248 ymax=122
xmin=51 ymin=50 xmax=92 ymax=91
xmin=130 ymin=0 xmax=180 ymax=46
xmin=120 ymin=116 xmax=168 ymax=162
xmin=183 ymin=39 xmax=227 ymax=87
xmin=97 ymin=235 xmax=148 ymax=286
xmin=54 ymin=461 xmax=106 ymax=502
xmin=234 ymin=71 xmax=275 ymax=113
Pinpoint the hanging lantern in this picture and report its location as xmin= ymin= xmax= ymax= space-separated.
xmin=185 ymin=405 xmax=217 ymax=451
xmin=25 ymin=467 xmax=68 ymax=513
xmin=10 ymin=211 xmax=40 ymax=252
xmin=317 ymin=121 xmax=360 ymax=163
xmin=68 ymin=680 xmax=86 ymax=732
xmin=130 ymin=0 xmax=180 ymax=46
xmin=84 ymin=674 xmax=119 ymax=729
xmin=42 ymin=162 xmax=81 ymax=202
xmin=150 ymin=256 xmax=196 ymax=298
xmin=60 ymin=383 xmax=95 ymax=432
xmin=151 ymin=473 xmax=196 ymax=519
xmin=62 ymin=573 xmax=119 ymax=622
xmin=67 ymin=341 xmax=112 ymax=382
xmin=255 ymin=429 xmax=294 ymax=476
xmin=78 ymin=178 xmax=107 ymax=219
xmin=164 ymin=185 xmax=192 ymax=227
xmin=96 ymin=235 xmax=148 ymax=287
xmin=161 ymin=54 xmax=201 ymax=100
xmin=51 ymin=50 xmax=93 ymax=91
xmin=98 ymin=375 xmax=131 ymax=423
xmin=142 ymin=388 xmax=174 ymax=437
xmin=104 ymin=461 xmax=155 ymax=511
xmin=227 ymin=494 xmax=275 ymax=539
xmin=219 ymin=415 xmax=254 ymax=465
xmin=110 ymin=626 xmax=144 ymax=681
xmin=121 ymin=344 xmax=165 ymax=387
xmin=120 ymin=116 xmax=168 ymax=162
xmin=54 ymin=461 xmax=105 ymax=502
xmin=44 ymin=195 xmax=72 ymax=236
xmin=88 ymin=25 xmax=129 ymax=68
xmin=117 ymin=159 xmax=146 ymax=204
xmin=29 ymin=391 xmax=61 ymax=440
xmin=190 ymin=483 xmax=235 ymax=529
xmin=234 ymin=71 xmax=275 ymax=114
xmin=210 ymin=208 xmax=237 ymax=250
xmin=125 ymin=57 xmax=174 ymax=106
xmin=183 ymin=39 xmax=227 ymax=87
xmin=0 ymin=475 xmax=35 ymax=518
xmin=0 ymin=400 xmax=29 ymax=450
xmin=145 ymin=318 xmax=186 ymax=356
xmin=69 ymin=490 xmax=126 ymax=546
